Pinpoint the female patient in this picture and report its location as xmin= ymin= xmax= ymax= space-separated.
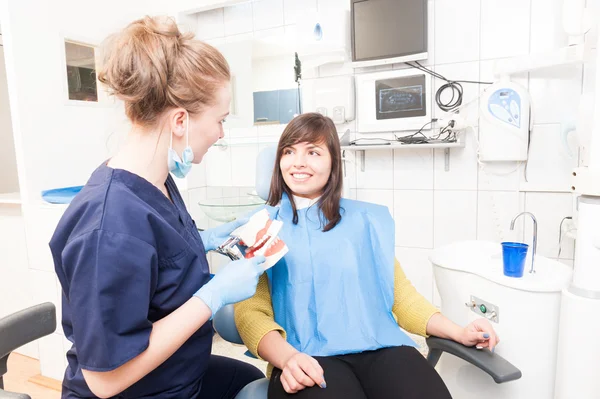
xmin=235 ymin=113 xmax=499 ymax=399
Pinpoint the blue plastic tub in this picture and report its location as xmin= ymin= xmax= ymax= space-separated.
xmin=41 ymin=186 xmax=84 ymax=204
xmin=501 ymin=242 xmax=529 ymax=278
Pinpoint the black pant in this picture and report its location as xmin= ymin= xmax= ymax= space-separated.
xmin=268 ymin=346 xmax=452 ymax=399
xmin=199 ymin=355 xmax=265 ymax=399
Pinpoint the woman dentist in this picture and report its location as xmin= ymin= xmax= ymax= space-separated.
xmin=49 ymin=16 xmax=265 ymax=399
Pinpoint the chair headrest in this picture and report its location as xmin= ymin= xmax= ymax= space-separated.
xmin=255 ymin=145 xmax=277 ymax=201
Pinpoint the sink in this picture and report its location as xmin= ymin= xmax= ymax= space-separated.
xmin=198 ymin=195 xmax=265 ymax=223
xmin=429 ymin=240 xmax=572 ymax=293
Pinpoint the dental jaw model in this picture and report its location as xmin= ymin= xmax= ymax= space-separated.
xmin=216 ymin=209 xmax=288 ymax=270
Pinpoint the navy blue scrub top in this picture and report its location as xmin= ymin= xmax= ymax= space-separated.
xmin=50 ymin=163 xmax=213 ymax=398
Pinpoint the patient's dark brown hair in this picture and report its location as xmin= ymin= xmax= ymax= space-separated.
xmin=267 ymin=113 xmax=343 ymax=232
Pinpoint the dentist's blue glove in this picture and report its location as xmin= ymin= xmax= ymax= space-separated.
xmin=199 ymin=216 xmax=250 ymax=252
xmin=194 ymin=255 xmax=266 ymax=318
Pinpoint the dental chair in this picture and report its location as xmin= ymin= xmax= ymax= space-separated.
xmin=0 ymin=303 xmax=57 ymax=399
xmin=212 ymin=146 xmax=522 ymax=399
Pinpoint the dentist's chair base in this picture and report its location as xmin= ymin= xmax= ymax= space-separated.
xmin=213 ymin=304 xmax=521 ymax=399
xmin=213 ymin=305 xmax=269 ymax=399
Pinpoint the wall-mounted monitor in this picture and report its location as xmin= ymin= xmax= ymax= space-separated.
xmin=351 ymin=0 xmax=428 ymax=68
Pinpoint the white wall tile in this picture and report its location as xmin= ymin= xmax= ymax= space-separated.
xmin=253 ymin=0 xmax=285 ymax=31
xmin=223 ymin=187 xmax=240 ymax=198
xmin=342 ymin=149 xmax=357 ymax=194
xmin=394 ymin=190 xmax=434 ymax=248
xmin=583 ymin=56 xmax=596 ymax=95
xmin=433 ymin=128 xmax=479 ymax=190
xmin=555 ymin=258 xmax=574 ymax=268
xmin=196 ymin=8 xmax=225 ymax=40
xmin=228 ymin=127 xmax=258 ymax=138
xmin=530 ymin=0 xmax=568 ymax=53
xmin=254 ymin=26 xmax=285 ymax=40
xmin=283 ymin=0 xmax=317 ymax=25
xmin=526 ymin=124 xmax=578 ymax=190
xmin=393 ymin=149 xmax=434 ymax=190
xmin=318 ymin=62 xmax=354 ymax=78
xmin=433 ymin=62 xmax=480 ymax=120
xmin=189 ymin=188 xmax=211 ymax=230
xmin=434 ymin=0 xmax=480 ymax=64
xmin=434 ymin=190 xmax=477 ymax=247
xmin=16 ymin=341 xmax=39 ymax=360
xmin=317 ymin=0 xmax=350 ymax=11
xmin=225 ymin=32 xmax=255 ymax=43
xmin=30 ymin=270 xmax=60 ymax=310
xmin=477 ymin=162 xmax=522 ymax=191
xmin=25 ymin=207 xmax=64 ymax=272
xmin=529 ymin=65 xmax=583 ymax=124
xmin=345 ymin=188 xmax=357 ymax=200
xmin=477 ymin=191 xmax=525 ymax=243
xmin=207 ymin=186 xmax=224 ymax=199
xmin=231 ymin=144 xmax=259 ymax=187
xmin=480 ymin=0 xmax=531 ymax=60
xmin=206 ymin=37 xmax=227 ymax=46
xmin=355 ymin=150 xmax=394 ymax=189
xmin=205 ymin=147 xmax=232 ymax=186
xmin=395 ymin=247 xmax=434 ymax=302
xmin=257 ymin=124 xmax=285 ymax=138
xmin=55 ymin=276 xmax=65 ymax=329
xmin=356 ymin=189 xmax=394 ymax=216
xmin=524 ymin=192 xmax=574 ymax=259
xmin=39 ymin=333 xmax=66 ymax=381
xmin=224 ymin=3 xmax=253 ymax=36
xmin=187 ymin=160 xmax=207 ymax=190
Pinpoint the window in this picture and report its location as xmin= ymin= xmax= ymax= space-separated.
xmin=64 ymin=41 xmax=98 ymax=102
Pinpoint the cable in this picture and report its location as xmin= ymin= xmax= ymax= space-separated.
xmin=402 ymin=119 xmax=437 ymax=138
xmin=405 ymin=61 xmax=494 ymax=112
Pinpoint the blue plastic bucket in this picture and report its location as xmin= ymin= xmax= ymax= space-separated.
xmin=501 ymin=242 xmax=529 ymax=278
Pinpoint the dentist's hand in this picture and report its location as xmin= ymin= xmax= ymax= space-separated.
xmin=199 ymin=216 xmax=250 ymax=252
xmin=460 ymin=318 xmax=500 ymax=352
xmin=194 ymin=255 xmax=265 ymax=317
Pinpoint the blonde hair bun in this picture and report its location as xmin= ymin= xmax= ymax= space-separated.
xmin=98 ymin=15 xmax=230 ymax=125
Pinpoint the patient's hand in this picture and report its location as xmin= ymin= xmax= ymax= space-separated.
xmin=280 ymin=352 xmax=326 ymax=394
xmin=460 ymin=318 xmax=500 ymax=352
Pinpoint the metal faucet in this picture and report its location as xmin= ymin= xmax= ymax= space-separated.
xmin=509 ymin=212 xmax=537 ymax=274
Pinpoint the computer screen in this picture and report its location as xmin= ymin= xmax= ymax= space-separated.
xmin=351 ymin=0 xmax=427 ymax=62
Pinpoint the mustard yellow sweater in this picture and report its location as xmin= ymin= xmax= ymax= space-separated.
xmin=234 ymin=259 xmax=440 ymax=376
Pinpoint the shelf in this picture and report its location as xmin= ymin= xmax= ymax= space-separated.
xmin=342 ymin=139 xmax=465 ymax=172
xmin=341 ymin=141 xmax=465 ymax=151
xmin=0 ymin=192 xmax=22 ymax=205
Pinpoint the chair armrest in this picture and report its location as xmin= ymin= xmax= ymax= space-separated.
xmin=0 ymin=303 xmax=57 ymax=378
xmin=426 ymin=336 xmax=522 ymax=384
xmin=213 ymin=304 xmax=244 ymax=345
xmin=0 ymin=389 xmax=31 ymax=399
